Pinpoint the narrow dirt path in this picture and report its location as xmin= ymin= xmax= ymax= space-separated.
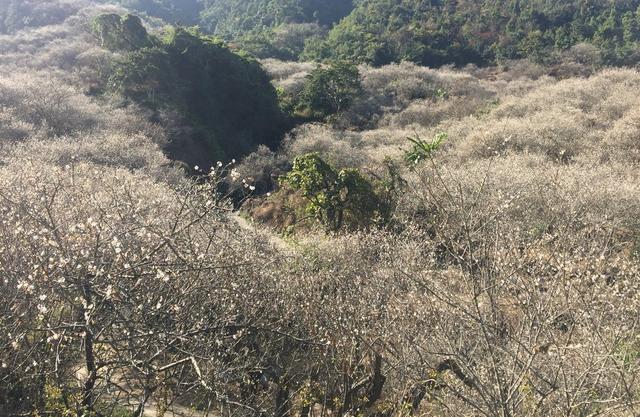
xmin=230 ymin=212 xmax=294 ymax=255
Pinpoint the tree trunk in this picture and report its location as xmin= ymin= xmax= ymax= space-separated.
xmin=81 ymin=279 xmax=98 ymax=413
xmin=275 ymin=383 xmax=290 ymax=417
xmin=365 ymin=354 xmax=385 ymax=408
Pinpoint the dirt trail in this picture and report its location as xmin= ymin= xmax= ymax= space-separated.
xmin=231 ymin=212 xmax=294 ymax=255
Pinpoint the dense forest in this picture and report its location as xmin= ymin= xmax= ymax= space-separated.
xmin=306 ymin=0 xmax=640 ymax=66
xmin=97 ymin=0 xmax=354 ymax=59
xmin=2 ymin=0 xmax=640 ymax=417
xmin=84 ymin=0 xmax=640 ymax=65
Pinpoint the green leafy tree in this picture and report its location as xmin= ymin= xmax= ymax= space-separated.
xmin=622 ymin=11 xmax=640 ymax=43
xmin=296 ymin=62 xmax=362 ymax=118
xmin=282 ymin=153 xmax=386 ymax=231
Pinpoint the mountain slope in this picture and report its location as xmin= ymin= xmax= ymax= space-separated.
xmin=199 ymin=0 xmax=354 ymax=37
xmin=305 ymin=0 xmax=640 ymax=66
xmin=97 ymin=0 xmax=640 ymax=66
xmin=93 ymin=14 xmax=287 ymax=165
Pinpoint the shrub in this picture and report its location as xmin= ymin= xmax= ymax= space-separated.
xmin=0 ymin=160 xmax=299 ymax=416
xmin=335 ymin=62 xmax=496 ymax=129
xmin=404 ymin=132 xmax=446 ymax=167
xmin=295 ymin=62 xmax=362 ymax=119
xmin=283 ymin=123 xmax=367 ymax=169
xmin=261 ymin=58 xmax=315 ymax=82
xmin=281 ymin=153 xmax=386 ymax=231
xmin=229 ymin=144 xmax=290 ymax=194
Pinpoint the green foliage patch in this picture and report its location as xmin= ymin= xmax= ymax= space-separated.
xmin=305 ymin=0 xmax=640 ymax=67
xmin=97 ymin=0 xmax=202 ymax=25
xmin=199 ymin=0 xmax=353 ymax=38
xmin=281 ymin=153 xmax=388 ymax=231
xmin=92 ymin=13 xmax=153 ymax=51
xmin=94 ymin=15 xmax=287 ymax=165
xmin=295 ymin=62 xmax=362 ymax=119
xmin=405 ymin=133 xmax=446 ymax=168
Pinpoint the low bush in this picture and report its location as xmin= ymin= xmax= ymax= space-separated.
xmin=294 ymin=61 xmax=362 ymax=119
xmin=281 ymin=153 xmax=388 ymax=231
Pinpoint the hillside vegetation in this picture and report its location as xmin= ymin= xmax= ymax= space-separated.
xmin=306 ymin=0 xmax=640 ymax=66
xmin=199 ymin=0 xmax=353 ymax=36
xmin=101 ymin=0 xmax=202 ymax=24
xmin=95 ymin=14 xmax=286 ymax=164
xmin=93 ymin=0 xmax=640 ymax=66
xmin=1 ymin=1 xmax=640 ymax=417
xmin=98 ymin=0 xmax=354 ymax=59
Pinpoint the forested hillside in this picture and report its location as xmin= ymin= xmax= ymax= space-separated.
xmin=96 ymin=0 xmax=354 ymax=59
xmin=2 ymin=1 xmax=640 ymax=417
xmin=307 ymin=0 xmax=640 ymax=66
xmin=199 ymin=0 xmax=353 ymax=36
xmin=97 ymin=0 xmax=202 ymax=24
xmin=91 ymin=0 xmax=640 ymax=66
